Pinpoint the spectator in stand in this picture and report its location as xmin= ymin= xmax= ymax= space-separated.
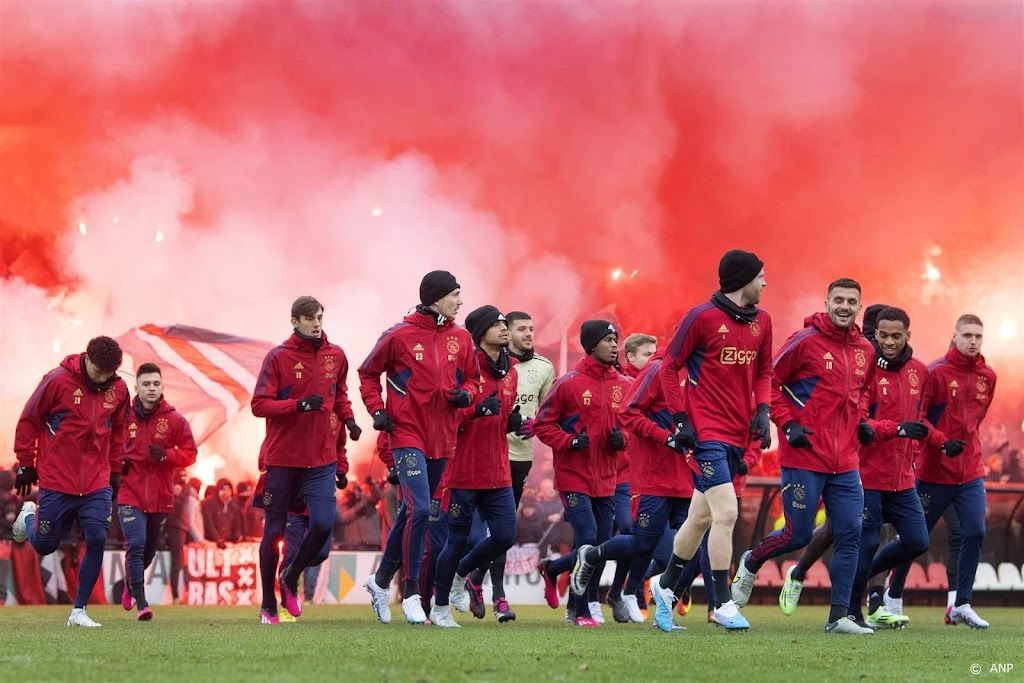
xmin=234 ymin=481 xmax=264 ymax=540
xmin=185 ymin=478 xmax=205 ymax=544
xmin=1003 ymin=449 xmax=1024 ymax=483
xmin=203 ymin=479 xmax=242 ymax=546
xmin=163 ymin=470 xmax=189 ymax=604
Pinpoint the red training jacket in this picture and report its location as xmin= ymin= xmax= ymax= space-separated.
xmin=15 ymin=354 xmax=130 ymax=496
xmin=616 ymin=362 xmax=642 ymax=485
xmin=860 ymin=354 xmax=928 ymax=491
xmin=445 ymin=351 xmax=519 ymax=490
xmin=535 ymin=355 xmax=632 ymax=498
xmin=662 ymin=300 xmax=773 ymax=447
xmin=358 ymin=309 xmax=480 ymax=459
xmin=917 ymin=346 xmax=997 ymax=485
xmin=119 ymin=396 xmax=198 ymax=513
xmin=772 ymin=312 xmax=874 ymax=474
xmin=251 ymin=331 xmax=353 ymax=470
xmin=618 ymin=353 xmax=693 ymax=499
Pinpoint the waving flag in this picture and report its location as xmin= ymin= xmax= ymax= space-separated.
xmin=115 ymin=324 xmax=273 ymax=445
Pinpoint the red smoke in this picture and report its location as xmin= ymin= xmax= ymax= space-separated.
xmin=2 ymin=1 xmax=1022 ymax=474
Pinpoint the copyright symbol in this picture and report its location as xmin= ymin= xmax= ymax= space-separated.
xmin=971 ymin=664 xmax=981 ymax=675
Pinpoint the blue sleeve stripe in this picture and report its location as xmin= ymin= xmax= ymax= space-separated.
xmin=628 ymin=360 xmax=662 ymax=408
xmin=666 ymin=303 xmax=713 ymax=361
xmin=254 ymin=346 xmax=286 ymax=396
xmin=773 ymin=328 xmax=817 ymax=369
xmin=358 ymin=322 xmax=408 ymax=374
xmin=23 ymin=367 xmax=67 ymax=417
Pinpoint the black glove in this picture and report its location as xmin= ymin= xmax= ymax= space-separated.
xmin=345 ymin=418 xmax=362 ymax=441
xmin=149 ymin=444 xmax=167 ymax=462
xmin=121 ymin=459 xmax=131 ymax=475
xmin=896 ymin=421 xmax=930 ymax=440
xmin=109 ymin=472 xmax=121 ymax=499
xmin=665 ymin=432 xmax=687 ymax=454
xmin=857 ymin=419 xmax=876 ymax=446
xmin=372 ymin=410 xmax=394 ymax=433
xmin=386 ymin=467 xmax=400 ymax=486
xmin=942 ymin=439 xmax=966 ymax=458
xmin=736 ymin=458 xmax=750 ymax=477
xmin=447 ymin=389 xmax=473 ymax=408
xmin=14 ymin=466 xmax=38 ymax=496
xmin=671 ymin=412 xmax=697 ymax=449
xmin=610 ymin=427 xmax=626 ymax=451
xmin=506 ymin=405 xmax=523 ymax=433
xmin=336 ymin=472 xmax=348 ymax=490
xmin=474 ymin=391 xmax=501 ymax=418
xmin=569 ymin=427 xmax=590 ymax=451
xmin=296 ymin=394 xmax=324 ymax=412
xmin=217 ymin=540 xmax=227 ymax=550
xmin=749 ymin=403 xmax=771 ymax=450
xmin=783 ymin=421 xmax=815 ymax=449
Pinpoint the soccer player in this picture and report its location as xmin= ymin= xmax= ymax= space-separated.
xmin=601 ymin=333 xmax=656 ymax=623
xmin=567 ymin=343 xmax=697 ymax=628
xmin=466 ymin=310 xmax=555 ymax=622
xmin=778 ymin=306 xmax=930 ymax=630
xmin=636 ymin=250 xmax=773 ymax=633
xmin=430 ymin=306 xmax=522 ymax=627
xmin=12 ymin=336 xmax=130 ymax=627
xmin=873 ymin=314 xmax=997 ymax=629
xmin=251 ymin=296 xmax=359 ymax=625
xmin=118 ymin=362 xmax=198 ymax=620
xmin=359 ymin=271 xmax=479 ymax=624
xmin=731 ymin=278 xmax=875 ymax=635
xmin=535 ymin=320 xmax=632 ymax=627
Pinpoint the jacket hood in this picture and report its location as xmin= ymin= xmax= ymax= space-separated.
xmin=945 ymin=345 xmax=987 ymax=370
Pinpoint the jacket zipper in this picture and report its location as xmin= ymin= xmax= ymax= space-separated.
xmin=836 ymin=338 xmax=849 ymax=474
xmin=960 ymin=369 xmax=973 ymax=485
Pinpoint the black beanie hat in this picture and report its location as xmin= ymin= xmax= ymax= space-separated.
xmin=419 ymin=270 xmax=460 ymax=306
xmin=862 ymin=304 xmax=890 ymax=340
xmin=464 ymin=305 xmax=505 ymax=347
xmin=718 ymin=250 xmax=764 ymax=293
xmin=580 ymin=320 xmax=617 ymax=355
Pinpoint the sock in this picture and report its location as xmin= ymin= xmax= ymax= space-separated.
xmin=790 ymin=564 xmax=807 ymax=582
xmin=403 ymin=580 xmax=419 ymax=598
xmin=828 ymin=604 xmax=848 ymax=623
xmin=867 ymin=586 xmax=883 ymax=614
xmin=947 ymin=590 xmax=956 ymax=608
xmin=608 ymin=582 xmax=622 ymax=601
xmin=433 ymin=587 xmax=448 ymax=607
xmin=374 ymin=568 xmax=392 ymax=591
xmin=130 ymin=581 xmax=149 ymax=610
xmin=887 ymin=584 xmax=903 ymax=599
xmin=954 ymin=596 xmax=969 ymax=607
xmin=712 ymin=570 xmax=731 ymax=608
xmin=584 ymin=545 xmax=601 ymax=565
xmin=658 ymin=554 xmax=688 ymax=590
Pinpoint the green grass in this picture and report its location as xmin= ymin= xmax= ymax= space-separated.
xmin=1 ymin=604 xmax=1020 ymax=682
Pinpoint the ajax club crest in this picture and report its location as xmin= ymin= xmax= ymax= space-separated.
xmin=750 ymin=322 xmax=761 ymax=337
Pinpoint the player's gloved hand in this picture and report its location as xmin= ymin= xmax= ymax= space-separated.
xmin=386 ymin=467 xmax=400 ymax=486
xmin=516 ymin=417 xmax=535 ymax=438
xmin=474 ymin=391 xmax=501 ymax=418
xmin=896 ymin=421 xmax=930 ymax=440
xmin=109 ymin=472 xmax=121 ymax=500
xmin=942 ymin=439 xmax=966 ymax=458
xmin=857 ymin=419 xmax=876 ymax=446
xmin=14 ymin=465 xmax=38 ymax=496
xmin=665 ymin=432 xmax=687 ymax=454
xmin=296 ymin=394 xmax=324 ymax=412
xmin=447 ymin=388 xmax=473 ymax=408
xmin=610 ymin=427 xmax=626 ymax=451
xmin=670 ymin=412 xmax=697 ymax=449
xmin=336 ymin=472 xmax=348 ymax=490
xmin=749 ymin=403 xmax=771 ymax=449
xmin=121 ymin=459 xmax=131 ymax=475
xmin=569 ymin=427 xmax=590 ymax=451
xmin=149 ymin=444 xmax=167 ymax=462
xmin=736 ymin=458 xmax=750 ymax=477
xmin=217 ymin=541 xmax=227 ymax=550
xmin=345 ymin=418 xmax=362 ymax=441
xmin=783 ymin=421 xmax=815 ymax=449
xmin=372 ymin=410 xmax=393 ymax=433
xmin=506 ymin=406 xmax=523 ymax=433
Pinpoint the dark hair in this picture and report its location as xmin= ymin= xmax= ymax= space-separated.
xmin=505 ymin=311 xmax=532 ymax=325
xmin=956 ymin=314 xmax=984 ymax=330
xmin=875 ymin=307 xmax=910 ymax=330
xmin=827 ymin=278 xmax=862 ymax=295
xmin=86 ymin=336 xmax=123 ymax=373
xmin=291 ymin=296 xmax=323 ymax=321
xmin=136 ymin=362 xmax=162 ymax=376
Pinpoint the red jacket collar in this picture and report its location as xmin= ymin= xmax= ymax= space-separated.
xmin=806 ymin=311 xmax=864 ymax=343
xmin=286 ymin=330 xmax=331 ymax=352
xmin=576 ymin=354 xmax=621 ymax=379
xmin=945 ymin=345 xmax=985 ymax=370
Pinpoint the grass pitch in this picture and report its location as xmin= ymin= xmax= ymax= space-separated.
xmin=1 ymin=604 xmax=1019 ymax=682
